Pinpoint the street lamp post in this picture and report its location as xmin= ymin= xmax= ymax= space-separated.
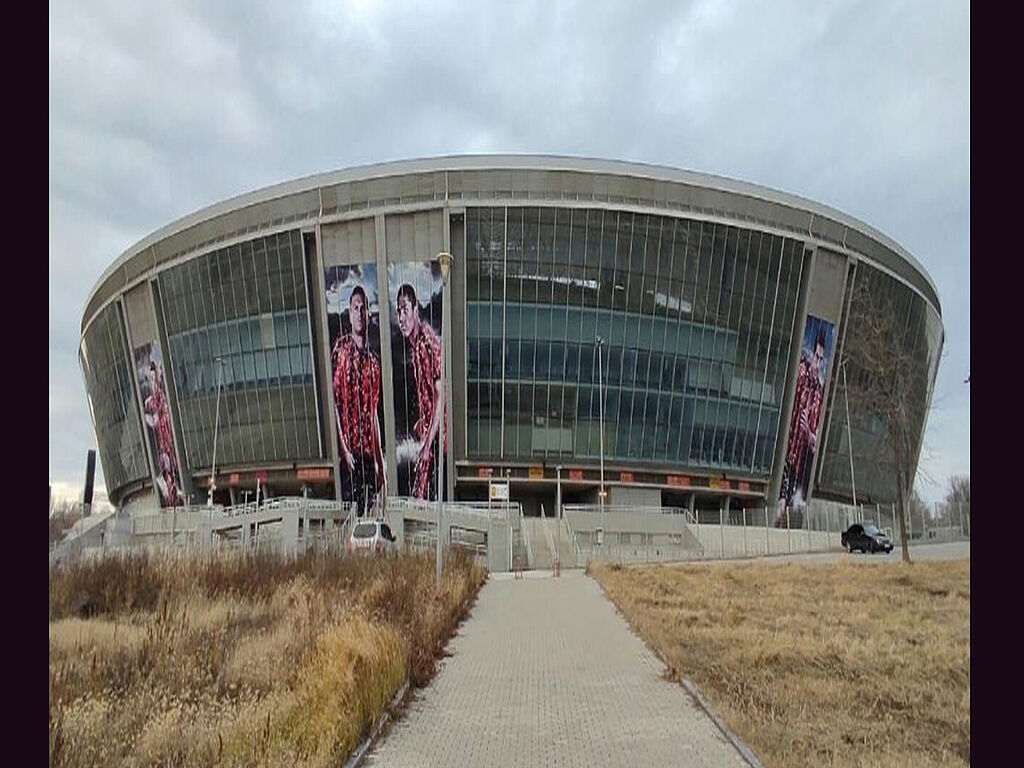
xmin=436 ymin=251 xmax=453 ymax=588
xmin=596 ymin=336 xmax=606 ymax=509
xmin=208 ymin=357 xmax=225 ymax=507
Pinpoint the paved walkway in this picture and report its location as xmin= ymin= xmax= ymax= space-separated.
xmin=365 ymin=570 xmax=750 ymax=768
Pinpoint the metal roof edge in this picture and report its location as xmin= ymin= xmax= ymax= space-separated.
xmin=83 ymin=154 xmax=941 ymax=331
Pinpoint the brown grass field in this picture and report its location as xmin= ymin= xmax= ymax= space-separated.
xmin=593 ymin=557 xmax=970 ymax=768
xmin=49 ymin=549 xmax=485 ymax=768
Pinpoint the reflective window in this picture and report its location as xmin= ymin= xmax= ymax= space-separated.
xmin=466 ymin=207 xmax=804 ymax=475
xmin=80 ymin=302 xmax=149 ymax=494
xmin=157 ymin=230 xmax=318 ymax=469
xmin=816 ymin=263 xmax=941 ymax=503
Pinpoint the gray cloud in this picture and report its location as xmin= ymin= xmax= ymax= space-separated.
xmin=49 ymin=0 xmax=969 ymax=503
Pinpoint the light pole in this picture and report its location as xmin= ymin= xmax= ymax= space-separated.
xmin=841 ymin=357 xmax=857 ymax=507
xmin=596 ymin=336 xmax=606 ymax=509
xmin=436 ymin=251 xmax=453 ymax=588
xmin=208 ymin=357 xmax=225 ymax=507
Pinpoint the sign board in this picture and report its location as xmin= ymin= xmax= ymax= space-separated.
xmin=667 ymin=474 xmax=690 ymax=488
xmin=528 ymin=465 xmax=544 ymax=480
xmin=489 ymin=482 xmax=510 ymax=501
xmin=619 ymin=471 xmax=634 ymax=483
xmin=255 ymin=469 xmax=268 ymax=483
xmin=297 ymin=467 xmax=331 ymax=482
xmin=477 ymin=467 xmax=494 ymax=478
xmin=738 ymin=481 xmax=751 ymax=492
xmin=595 ymin=527 xmax=604 ymax=546
xmin=228 ymin=473 xmax=240 ymax=486
xmin=709 ymin=477 xmax=731 ymax=490
xmin=568 ymin=468 xmax=584 ymax=481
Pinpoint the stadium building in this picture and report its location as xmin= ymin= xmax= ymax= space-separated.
xmin=79 ymin=156 xmax=943 ymax=520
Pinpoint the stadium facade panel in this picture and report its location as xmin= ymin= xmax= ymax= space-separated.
xmin=79 ymin=156 xmax=943 ymax=517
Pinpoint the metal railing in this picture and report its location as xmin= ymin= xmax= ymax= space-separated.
xmin=561 ymin=498 xmax=970 ymax=566
xmin=49 ymin=495 xmax=969 ymax=570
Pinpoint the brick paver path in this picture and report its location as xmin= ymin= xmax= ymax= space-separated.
xmin=365 ymin=570 xmax=751 ymax=768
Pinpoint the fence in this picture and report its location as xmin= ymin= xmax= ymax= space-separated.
xmin=562 ymin=498 xmax=970 ymax=566
xmin=50 ymin=495 xmax=969 ymax=570
xmin=563 ymin=505 xmax=704 ymax=566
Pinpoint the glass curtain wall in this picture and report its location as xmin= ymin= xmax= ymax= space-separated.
xmin=466 ymin=206 xmax=803 ymax=476
xmin=157 ymin=230 xmax=319 ymax=470
xmin=816 ymin=262 xmax=942 ymax=503
xmin=79 ymin=302 xmax=149 ymax=493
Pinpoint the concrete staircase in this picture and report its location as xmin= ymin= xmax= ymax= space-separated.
xmin=511 ymin=519 xmax=529 ymax=571
xmin=522 ymin=514 xmax=577 ymax=570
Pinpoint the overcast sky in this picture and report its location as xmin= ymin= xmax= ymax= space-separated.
xmin=49 ymin=0 xmax=970 ymax=506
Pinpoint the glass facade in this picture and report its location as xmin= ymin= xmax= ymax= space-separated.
xmin=465 ymin=207 xmax=805 ymax=476
xmin=816 ymin=262 xmax=942 ymax=503
xmin=79 ymin=302 xmax=149 ymax=491
xmin=80 ymin=164 xmax=943 ymax=507
xmin=156 ymin=230 xmax=320 ymax=470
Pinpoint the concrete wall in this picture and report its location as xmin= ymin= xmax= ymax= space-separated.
xmin=122 ymin=489 xmax=161 ymax=518
xmin=608 ymin=486 xmax=661 ymax=507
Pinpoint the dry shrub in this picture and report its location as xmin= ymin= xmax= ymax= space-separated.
xmin=594 ymin=559 xmax=970 ymax=768
xmin=49 ymin=548 xmax=485 ymax=768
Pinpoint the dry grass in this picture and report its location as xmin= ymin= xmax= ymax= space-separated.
xmin=49 ymin=549 xmax=485 ymax=768
xmin=593 ymin=558 xmax=970 ymax=768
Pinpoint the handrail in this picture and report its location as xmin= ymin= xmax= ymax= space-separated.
xmin=541 ymin=509 xmax=557 ymax=564
xmin=521 ymin=513 xmax=533 ymax=569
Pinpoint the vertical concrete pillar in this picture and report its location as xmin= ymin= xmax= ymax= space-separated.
xmin=556 ymin=466 xmax=562 ymax=519
xmin=719 ymin=496 xmax=729 ymax=559
xmin=282 ymin=513 xmax=301 ymax=558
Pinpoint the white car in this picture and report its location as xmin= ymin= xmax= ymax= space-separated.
xmin=348 ymin=519 xmax=398 ymax=555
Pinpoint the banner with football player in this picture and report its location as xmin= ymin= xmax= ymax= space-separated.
xmin=387 ymin=259 xmax=448 ymax=501
xmin=324 ymin=262 xmax=386 ymax=516
xmin=134 ymin=341 xmax=183 ymax=508
xmin=776 ymin=314 xmax=834 ymax=521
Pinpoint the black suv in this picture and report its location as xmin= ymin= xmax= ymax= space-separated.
xmin=841 ymin=523 xmax=894 ymax=554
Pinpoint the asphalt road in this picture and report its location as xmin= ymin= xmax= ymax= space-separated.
xmin=690 ymin=540 xmax=970 ymax=567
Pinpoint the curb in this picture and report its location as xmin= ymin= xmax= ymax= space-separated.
xmin=590 ymin=572 xmax=766 ymax=768
xmin=674 ymin=674 xmax=766 ymax=768
xmin=641 ymin=639 xmax=765 ymax=768
xmin=342 ymin=679 xmax=411 ymax=768
xmin=343 ymin=570 xmax=486 ymax=767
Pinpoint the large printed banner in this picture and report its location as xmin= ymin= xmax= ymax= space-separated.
xmin=325 ymin=262 xmax=386 ymax=515
xmin=134 ymin=342 xmax=183 ymax=508
xmin=388 ymin=260 xmax=448 ymax=500
xmin=776 ymin=314 xmax=835 ymax=521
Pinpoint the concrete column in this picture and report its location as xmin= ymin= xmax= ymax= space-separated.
xmin=741 ymin=502 xmax=748 ymax=557
xmin=282 ymin=513 xmax=301 ymax=557
xmin=719 ymin=505 xmax=725 ymax=559
xmin=555 ymin=466 xmax=562 ymax=519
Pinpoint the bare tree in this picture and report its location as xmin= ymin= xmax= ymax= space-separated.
xmin=943 ymin=474 xmax=970 ymax=532
xmin=945 ymin=475 xmax=970 ymax=507
xmin=49 ymin=499 xmax=83 ymax=545
xmin=842 ymin=274 xmax=936 ymax=564
xmin=908 ymin=486 xmax=929 ymax=539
